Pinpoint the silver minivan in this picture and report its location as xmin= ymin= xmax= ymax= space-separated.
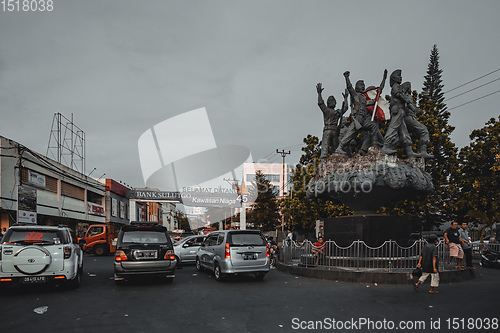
xmin=195 ymin=230 xmax=270 ymax=281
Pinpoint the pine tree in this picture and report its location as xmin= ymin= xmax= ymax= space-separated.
xmin=417 ymin=44 xmax=458 ymax=228
xmin=421 ymin=44 xmax=446 ymax=108
xmin=246 ymin=170 xmax=280 ymax=231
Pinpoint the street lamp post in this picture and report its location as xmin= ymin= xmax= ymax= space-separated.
xmin=276 ymin=149 xmax=290 ymax=232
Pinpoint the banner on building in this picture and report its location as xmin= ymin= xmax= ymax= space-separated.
xmin=18 ymin=185 xmax=37 ymax=224
xmin=28 ymin=170 xmax=46 ymax=188
xmin=88 ymin=203 xmax=105 ymax=217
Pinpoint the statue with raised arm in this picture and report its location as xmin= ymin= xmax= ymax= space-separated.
xmin=381 ymin=69 xmax=419 ymax=158
xmin=335 ymin=70 xmax=387 ymax=156
xmin=316 ymin=83 xmax=349 ymax=159
xmin=401 ymin=81 xmax=434 ymax=159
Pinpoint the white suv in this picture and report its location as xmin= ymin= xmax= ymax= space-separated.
xmin=0 ymin=224 xmax=84 ymax=289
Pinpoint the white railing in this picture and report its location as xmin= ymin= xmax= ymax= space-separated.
xmin=282 ymin=239 xmax=449 ymax=272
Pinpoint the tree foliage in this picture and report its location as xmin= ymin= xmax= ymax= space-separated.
xmin=246 ymin=170 xmax=280 ymax=231
xmin=279 ymin=135 xmax=350 ymax=232
xmin=176 ymin=211 xmax=192 ymax=231
xmin=452 ymin=116 xmax=500 ymax=239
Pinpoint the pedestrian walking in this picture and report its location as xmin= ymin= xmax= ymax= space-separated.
xmin=414 ymin=234 xmax=439 ymax=294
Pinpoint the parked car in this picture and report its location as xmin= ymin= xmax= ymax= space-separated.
xmin=173 ymin=235 xmax=207 ymax=265
xmin=196 ymin=230 xmax=270 ymax=281
xmin=0 ymin=224 xmax=84 ymax=289
xmin=114 ymin=221 xmax=176 ymax=284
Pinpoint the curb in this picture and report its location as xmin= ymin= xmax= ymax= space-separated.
xmin=276 ymin=262 xmax=475 ymax=285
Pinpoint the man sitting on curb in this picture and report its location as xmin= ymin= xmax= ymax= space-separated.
xmin=415 ymin=234 xmax=439 ymax=294
xmin=444 ymin=221 xmax=464 ymax=270
xmin=312 ymin=237 xmax=326 ymax=265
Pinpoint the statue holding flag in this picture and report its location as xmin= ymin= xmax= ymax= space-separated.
xmin=335 ymin=70 xmax=388 ymax=156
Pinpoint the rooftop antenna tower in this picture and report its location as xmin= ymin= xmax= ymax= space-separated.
xmin=46 ymin=113 xmax=85 ymax=174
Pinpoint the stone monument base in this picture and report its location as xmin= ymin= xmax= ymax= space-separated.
xmin=323 ymin=215 xmax=421 ymax=247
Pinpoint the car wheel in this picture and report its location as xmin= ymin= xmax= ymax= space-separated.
xmin=68 ymin=270 xmax=81 ymax=289
xmin=270 ymin=257 xmax=276 ymax=267
xmin=94 ymin=245 xmax=107 ymax=256
xmin=214 ymin=263 xmax=225 ymax=282
xmin=196 ymin=257 xmax=203 ymax=271
xmin=255 ymin=272 xmax=266 ymax=281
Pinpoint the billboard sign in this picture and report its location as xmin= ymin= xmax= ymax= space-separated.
xmin=18 ymin=185 xmax=37 ymax=224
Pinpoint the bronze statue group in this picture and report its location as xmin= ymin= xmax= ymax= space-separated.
xmin=317 ymin=69 xmax=434 ymax=160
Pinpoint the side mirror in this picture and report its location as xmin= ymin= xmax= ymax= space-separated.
xmin=111 ymin=238 xmax=118 ymax=247
xmin=182 ymin=243 xmax=190 ymax=248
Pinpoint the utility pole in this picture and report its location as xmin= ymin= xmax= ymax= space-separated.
xmin=276 ymin=149 xmax=290 ymax=232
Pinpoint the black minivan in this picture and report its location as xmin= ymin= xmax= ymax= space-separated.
xmin=114 ymin=221 xmax=176 ymax=284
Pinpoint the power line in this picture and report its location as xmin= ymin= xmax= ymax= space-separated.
xmin=446 ymin=77 xmax=500 ymax=101
xmin=448 ymin=89 xmax=500 ymax=111
xmin=444 ymin=68 xmax=500 ymax=94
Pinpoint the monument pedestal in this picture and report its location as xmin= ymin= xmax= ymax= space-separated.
xmin=323 ymin=215 xmax=421 ymax=247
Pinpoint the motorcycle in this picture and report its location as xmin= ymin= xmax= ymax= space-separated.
xmin=266 ymin=240 xmax=279 ymax=268
xmin=481 ymin=247 xmax=500 ymax=268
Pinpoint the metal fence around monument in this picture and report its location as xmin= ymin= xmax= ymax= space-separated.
xmin=282 ymin=239 xmax=449 ymax=272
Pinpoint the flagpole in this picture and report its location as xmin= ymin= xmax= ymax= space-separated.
xmin=371 ymin=88 xmax=381 ymax=122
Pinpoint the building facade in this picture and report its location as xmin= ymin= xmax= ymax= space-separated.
xmin=243 ymin=162 xmax=291 ymax=197
xmin=0 ymin=136 xmax=106 ymax=233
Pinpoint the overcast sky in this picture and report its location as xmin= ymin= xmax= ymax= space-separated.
xmin=1 ymin=0 xmax=499 ymax=188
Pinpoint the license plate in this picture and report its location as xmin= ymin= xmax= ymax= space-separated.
xmin=134 ymin=250 xmax=157 ymax=259
xmin=22 ymin=276 xmax=47 ymax=284
xmin=243 ymin=254 xmax=257 ymax=260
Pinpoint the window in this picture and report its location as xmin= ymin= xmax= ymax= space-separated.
xmin=61 ymin=181 xmax=85 ymax=200
xmin=122 ymin=231 xmax=168 ymax=244
xmin=4 ymin=230 xmax=69 ymax=245
xmin=265 ymin=174 xmax=281 ymax=183
xmin=205 ymin=234 xmax=218 ymax=246
xmin=87 ymin=226 xmax=104 ymax=237
xmin=228 ymin=232 xmax=265 ymax=246
xmin=217 ymin=233 xmax=225 ymax=245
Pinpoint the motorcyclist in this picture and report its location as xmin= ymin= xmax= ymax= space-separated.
xmin=267 ymin=236 xmax=279 ymax=267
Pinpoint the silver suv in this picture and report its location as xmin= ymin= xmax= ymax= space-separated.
xmin=196 ymin=230 xmax=269 ymax=281
xmin=0 ymin=224 xmax=84 ymax=289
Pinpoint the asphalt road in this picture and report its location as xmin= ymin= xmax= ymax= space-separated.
xmin=2 ymin=255 xmax=500 ymax=333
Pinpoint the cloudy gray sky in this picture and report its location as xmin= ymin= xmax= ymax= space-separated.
xmin=1 ymin=0 xmax=499 ymax=188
